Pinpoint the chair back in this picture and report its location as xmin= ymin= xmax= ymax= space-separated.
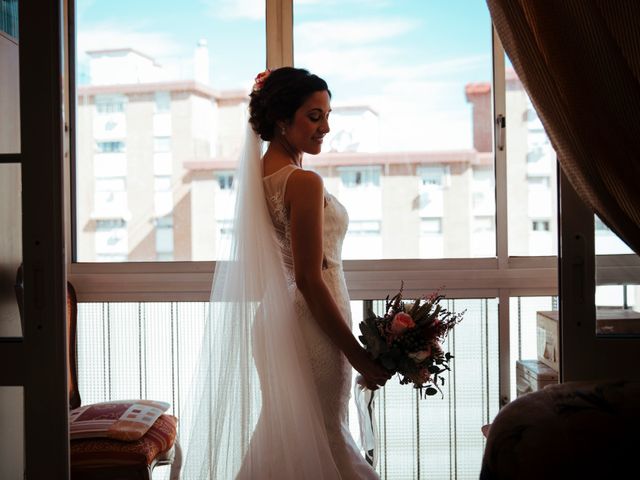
xmin=14 ymin=264 xmax=81 ymax=409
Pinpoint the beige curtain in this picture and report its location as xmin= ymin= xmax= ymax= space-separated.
xmin=487 ymin=0 xmax=640 ymax=254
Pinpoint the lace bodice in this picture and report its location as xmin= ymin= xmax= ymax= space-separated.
xmin=263 ymin=164 xmax=349 ymax=284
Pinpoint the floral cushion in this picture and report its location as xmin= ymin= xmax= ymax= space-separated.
xmin=71 ymin=414 xmax=178 ymax=468
xmin=69 ymin=399 xmax=170 ymax=441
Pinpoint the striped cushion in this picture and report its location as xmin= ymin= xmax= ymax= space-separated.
xmin=71 ymin=414 xmax=178 ymax=468
xmin=69 ymin=400 xmax=170 ymax=441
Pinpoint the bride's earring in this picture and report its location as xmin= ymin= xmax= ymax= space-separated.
xmin=280 ymin=125 xmax=286 ymax=136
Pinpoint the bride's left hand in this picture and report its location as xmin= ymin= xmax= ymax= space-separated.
xmin=356 ymin=374 xmax=380 ymax=391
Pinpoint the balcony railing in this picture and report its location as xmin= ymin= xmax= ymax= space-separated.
xmin=75 ymin=295 xmax=555 ymax=479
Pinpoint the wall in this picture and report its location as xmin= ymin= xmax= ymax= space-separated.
xmin=0 ymin=28 xmax=23 ymax=480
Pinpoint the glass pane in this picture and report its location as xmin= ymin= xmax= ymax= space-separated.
xmin=509 ymin=296 xmax=558 ymax=400
xmin=294 ymin=1 xmax=495 ymax=259
xmin=506 ymin=61 xmax=558 ymax=256
xmin=594 ymin=214 xmax=633 ymax=255
xmin=0 ymin=387 xmax=24 ymax=479
xmin=595 ymin=214 xmax=640 ymax=336
xmin=0 ymin=0 xmax=20 ymax=154
xmin=75 ymin=0 xmax=266 ymax=262
xmin=0 ymin=163 xmax=22 ymax=338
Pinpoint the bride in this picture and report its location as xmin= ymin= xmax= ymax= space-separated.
xmin=183 ymin=67 xmax=389 ymax=479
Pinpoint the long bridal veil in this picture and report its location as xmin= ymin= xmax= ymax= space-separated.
xmin=182 ymin=123 xmax=341 ymax=479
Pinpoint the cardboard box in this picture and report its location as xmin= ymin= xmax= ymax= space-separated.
xmin=516 ymin=359 xmax=558 ymax=397
xmin=536 ymin=311 xmax=559 ymax=372
xmin=596 ymin=308 xmax=640 ymax=335
xmin=536 ymin=310 xmax=640 ymax=373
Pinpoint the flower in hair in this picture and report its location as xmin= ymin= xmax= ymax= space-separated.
xmin=253 ymin=69 xmax=271 ymax=92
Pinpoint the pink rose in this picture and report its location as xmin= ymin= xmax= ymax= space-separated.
xmin=390 ymin=312 xmax=415 ymax=334
xmin=252 ymin=69 xmax=271 ymax=91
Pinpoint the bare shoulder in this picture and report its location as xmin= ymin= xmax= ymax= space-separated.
xmin=286 ymin=169 xmax=324 ymax=203
xmin=288 ymin=168 xmax=323 ymax=188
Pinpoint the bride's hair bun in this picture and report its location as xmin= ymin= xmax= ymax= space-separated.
xmin=249 ymin=67 xmax=330 ymax=141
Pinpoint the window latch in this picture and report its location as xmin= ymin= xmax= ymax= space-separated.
xmin=496 ymin=114 xmax=506 ymax=151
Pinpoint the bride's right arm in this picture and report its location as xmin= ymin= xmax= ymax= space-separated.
xmin=286 ymin=170 xmax=389 ymax=387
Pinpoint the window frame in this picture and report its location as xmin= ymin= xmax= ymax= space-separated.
xmin=66 ymin=3 xmax=561 ymax=406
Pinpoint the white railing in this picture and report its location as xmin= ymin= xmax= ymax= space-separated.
xmin=76 ymin=294 xmax=554 ymax=479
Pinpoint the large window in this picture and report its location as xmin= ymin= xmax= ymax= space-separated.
xmin=69 ymin=2 xmax=561 ymax=479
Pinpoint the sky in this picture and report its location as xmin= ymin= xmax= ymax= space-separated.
xmin=76 ymin=0 xmax=494 ymax=151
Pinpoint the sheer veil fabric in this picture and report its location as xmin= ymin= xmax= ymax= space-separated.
xmin=182 ymin=123 xmax=342 ymax=479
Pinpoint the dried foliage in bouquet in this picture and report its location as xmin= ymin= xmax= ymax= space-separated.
xmin=358 ymin=282 xmax=464 ymax=397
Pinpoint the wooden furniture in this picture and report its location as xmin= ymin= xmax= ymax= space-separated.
xmin=515 ymin=359 xmax=558 ymax=397
xmin=15 ymin=265 xmax=181 ymax=479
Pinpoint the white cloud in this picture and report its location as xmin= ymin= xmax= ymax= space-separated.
xmin=76 ymin=23 xmax=193 ymax=80
xmin=343 ymin=82 xmax=473 ymax=151
xmin=200 ymin=0 xmax=391 ymax=20
xmin=294 ymin=17 xmax=486 ymax=86
xmin=77 ymin=23 xmax=185 ymax=60
xmin=296 ymin=0 xmax=391 ymax=7
xmin=298 ymin=44 xmax=488 ymax=85
xmin=398 ymin=54 xmax=490 ymax=80
xmin=200 ymin=0 xmax=264 ymax=21
xmin=295 ymin=18 xmax=419 ymax=49
xmin=296 ymin=46 xmax=394 ymax=82
xmin=294 ymin=18 xmax=418 ymax=83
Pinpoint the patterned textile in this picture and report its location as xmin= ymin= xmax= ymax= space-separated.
xmin=69 ymin=399 xmax=170 ymax=441
xmin=480 ymin=380 xmax=640 ymax=479
xmin=71 ymin=414 xmax=178 ymax=468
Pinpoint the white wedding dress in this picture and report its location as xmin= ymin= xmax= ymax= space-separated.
xmin=255 ymin=164 xmax=379 ymax=479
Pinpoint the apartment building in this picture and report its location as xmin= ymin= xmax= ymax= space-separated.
xmin=76 ymin=47 xmax=557 ymax=263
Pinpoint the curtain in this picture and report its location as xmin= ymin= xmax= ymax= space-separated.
xmin=487 ymin=0 xmax=640 ymax=254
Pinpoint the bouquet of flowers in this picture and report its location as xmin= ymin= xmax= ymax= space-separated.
xmin=358 ymin=282 xmax=464 ymax=397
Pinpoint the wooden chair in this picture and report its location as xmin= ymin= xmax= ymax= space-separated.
xmin=15 ymin=265 xmax=182 ymax=479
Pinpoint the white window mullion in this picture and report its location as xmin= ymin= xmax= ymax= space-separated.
xmin=492 ymin=26 xmax=513 ymax=406
xmin=492 ymin=26 xmax=508 ymax=267
xmin=497 ymin=288 xmax=511 ymax=407
xmin=266 ymin=0 xmax=293 ymax=69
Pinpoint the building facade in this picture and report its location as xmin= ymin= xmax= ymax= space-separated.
xmin=76 ymin=48 xmax=558 ymax=263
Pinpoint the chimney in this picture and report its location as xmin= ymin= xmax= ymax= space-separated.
xmin=194 ymin=39 xmax=210 ymax=85
xmin=465 ymin=82 xmax=492 ymax=153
